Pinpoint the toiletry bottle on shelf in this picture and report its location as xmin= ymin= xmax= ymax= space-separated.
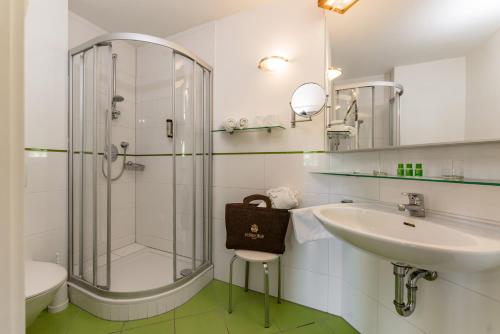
xmin=415 ymin=163 xmax=423 ymax=177
xmin=397 ymin=163 xmax=404 ymax=176
xmin=405 ymin=163 xmax=414 ymax=176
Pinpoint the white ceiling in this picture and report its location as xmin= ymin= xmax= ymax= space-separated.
xmin=328 ymin=0 xmax=500 ymax=79
xmin=69 ymin=0 xmax=274 ymax=36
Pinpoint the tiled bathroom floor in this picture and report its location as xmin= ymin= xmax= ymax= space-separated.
xmin=27 ymin=280 xmax=357 ymax=334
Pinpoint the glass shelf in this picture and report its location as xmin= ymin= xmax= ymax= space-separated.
xmin=310 ymin=171 xmax=500 ymax=187
xmin=212 ymin=125 xmax=285 ymax=134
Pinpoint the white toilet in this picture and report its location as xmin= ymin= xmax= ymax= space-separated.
xmin=25 ymin=261 xmax=69 ymax=326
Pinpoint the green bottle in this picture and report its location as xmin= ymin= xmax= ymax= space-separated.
xmin=397 ymin=163 xmax=404 ymax=176
xmin=405 ymin=163 xmax=414 ymax=176
xmin=415 ymin=163 xmax=423 ymax=177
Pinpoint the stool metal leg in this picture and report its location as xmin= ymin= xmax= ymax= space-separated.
xmin=263 ymin=262 xmax=270 ymax=328
xmin=244 ymin=261 xmax=249 ymax=292
xmin=228 ymin=255 xmax=237 ymax=314
xmin=278 ymin=256 xmax=282 ymax=304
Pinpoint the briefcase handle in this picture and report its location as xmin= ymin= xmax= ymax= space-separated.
xmin=243 ymin=194 xmax=272 ymax=208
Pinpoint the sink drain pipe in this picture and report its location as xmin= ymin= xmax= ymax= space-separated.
xmin=393 ymin=263 xmax=438 ymax=317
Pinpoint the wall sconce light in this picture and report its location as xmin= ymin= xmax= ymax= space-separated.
xmin=318 ymin=0 xmax=359 ymax=14
xmin=258 ymin=56 xmax=288 ymax=72
xmin=327 ymin=67 xmax=343 ymax=80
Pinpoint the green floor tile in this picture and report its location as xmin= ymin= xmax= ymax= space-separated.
xmin=28 ymin=281 xmax=357 ymax=334
xmin=121 ymin=320 xmax=174 ymax=334
xmin=176 ymin=311 xmax=228 ymax=334
xmin=27 ymin=304 xmax=80 ymax=334
xmin=224 ymin=307 xmax=280 ymax=334
xmin=282 ymin=322 xmax=334 ymax=334
xmin=175 ymin=286 xmax=225 ymax=318
xmin=268 ymin=300 xmax=330 ymax=331
xmin=321 ymin=315 xmax=359 ymax=334
xmin=122 ymin=310 xmax=174 ymax=330
xmin=208 ymin=279 xmax=250 ymax=307
xmin=66 ymin=310 xmax=123 ymax=334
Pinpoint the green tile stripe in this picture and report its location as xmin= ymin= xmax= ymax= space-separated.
xmin=25 ymin=147 xmax=67 ymax=153
xmin=25 ymin=147 xmax=326 ymax=156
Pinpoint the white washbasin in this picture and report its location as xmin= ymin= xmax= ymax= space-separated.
xmin=313 ymin=203 xmax=500 ymax=272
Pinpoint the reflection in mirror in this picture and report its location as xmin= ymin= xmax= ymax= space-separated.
xmin=328 ymin=81 xmax=403 ymax=151
xmin=290 ymin=82 xmax=327 ymax=127
xmin=325 ymin=0 xmax=500 ymax=151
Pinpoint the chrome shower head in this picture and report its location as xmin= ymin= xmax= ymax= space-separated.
xmin=120 ymin=141 xmax=129 ymax=149
xmin=113 ymin=95 xmax=125 ymax=103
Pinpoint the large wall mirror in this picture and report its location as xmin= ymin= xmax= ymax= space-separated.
xmin=325 ymin=0 xmax=500 ymax=151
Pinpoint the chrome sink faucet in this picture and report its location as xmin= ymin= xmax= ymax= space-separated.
xmin=398 ymin=193 xmax=425 ymax=217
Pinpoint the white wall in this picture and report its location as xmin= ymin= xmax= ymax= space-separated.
xmin=213 ymin=0 xmax=325 ymax=153
xmin=24 ymin=0 xmax=69 ymax=267
xmin=69 ymin=12 xmax=105 ymax=49
xmin=1 ymin=0 xmax=26 ymax=332
xmin=465 ymin=28 xmax=500 ymax=140
xmin=394 ymin=57 xmax=466 ymax=145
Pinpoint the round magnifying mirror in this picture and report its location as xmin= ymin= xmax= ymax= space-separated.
xmin=290 ymin=83 xmax=327 ymax=117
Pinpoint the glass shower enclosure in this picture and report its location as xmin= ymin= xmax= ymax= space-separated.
xmin=68 ymin=33 xmax=212 ymax=297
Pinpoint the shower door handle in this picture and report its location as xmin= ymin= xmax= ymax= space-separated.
xmin=166 ymin=119 xmax=173 ymax=138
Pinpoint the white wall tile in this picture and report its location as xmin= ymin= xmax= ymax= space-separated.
xmin=213 ymin=155 xmax=266 ymax=189
xmin=378 ymin=305 xmax=426 ymax=334
xmin=25 ymin=190 xmax=67 ymax=236
xmin=341 ymin=280 xmax=379 ymax=334
xmin=379 ymin=179 xmax=500 ymax=223
xmin=282 ymin=232 xmax=329 ymax=275
xmin=282 ymin=266 xmax=329 ymax=311
xmin=341 ymin=245 xmax=380 ymax=300
xmin=25 ymin=152 xmax=68 ymax=193
xmin=327 ymin=276 xmax=342 ymax=316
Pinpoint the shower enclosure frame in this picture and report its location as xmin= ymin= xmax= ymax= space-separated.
xmin=67 ymin=33 xmax=213 ymax=299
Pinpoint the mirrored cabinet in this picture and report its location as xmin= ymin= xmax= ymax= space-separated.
xmin=325 ymin=1 xmax=500 ymax=152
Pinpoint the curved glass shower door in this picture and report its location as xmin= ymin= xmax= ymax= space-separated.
xmin=69 ymin=34 xmax=212 ymax=297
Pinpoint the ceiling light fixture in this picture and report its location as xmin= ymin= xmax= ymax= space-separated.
xmin=327 ymin=67 xmax=343 ymax=80
xmin=318 ymin=0 xmax=359 ymax=14
xmin=258 ymin=56 xmax=288 ymax=72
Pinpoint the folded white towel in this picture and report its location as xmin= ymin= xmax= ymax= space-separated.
xmin=239 ymin=117 xmax=249 ymax=129
xmin=262 ymin=187 xmax=299 ymax=209
xmin=290 ymin=208 xmax=333 ymax=244
xmin=256 ymin=187 xmax=298 ymax=208
xmin=224 ymin=117 xmax=237 ymax=132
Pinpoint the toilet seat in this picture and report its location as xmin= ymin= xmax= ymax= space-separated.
xmin=25 ymin=261 xmax=67 ymax=300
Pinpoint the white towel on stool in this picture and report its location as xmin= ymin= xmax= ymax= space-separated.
xmin=290 ymin=208 xmax=332 ymax=244
xmin=263 ymin=187 xmax=299 ymax=209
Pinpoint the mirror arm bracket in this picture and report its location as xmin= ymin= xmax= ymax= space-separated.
xmin=291 ymin=110 xmax=313 ymax=128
